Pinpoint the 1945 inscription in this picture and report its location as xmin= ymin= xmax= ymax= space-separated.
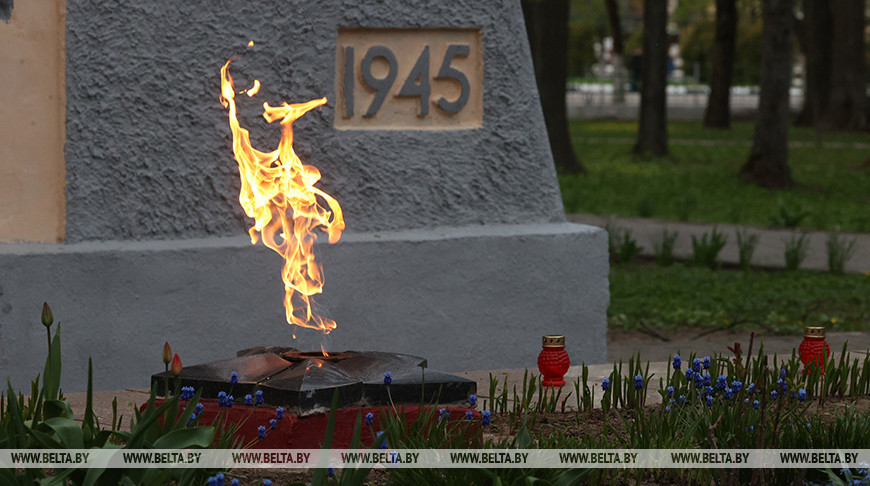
xmin=335 ymin=28 xmax=482 ymax=130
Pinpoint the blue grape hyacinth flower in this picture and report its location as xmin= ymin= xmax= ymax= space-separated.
xmin=753 ymin=400 xmax=760 ymax=409
xmin=230 ymin=371 xmax=238 ymax=385
xmin=666 ymin=386 xmax=674 ymax=398
xmin=705 ymin=395 xmax=713 ymax=406
xmin=255 ymin=390 xmax=264 ymax=405
xmin=601 ymin=378 xmax=610 ymax=391
xmin=481 ymin=410 xmax=492 ymax=427
xmin=468 ymin=394 xmax=477 ymax=408
xmin=770 ymin=390 xmax=778 ymax=400
xmin=383 ymin=372 xmax=392 ymax=386
xmin=634 ymin=374 xmax=644 ymax=390
xmin=365 ymin=412 xmax=374 ymax=426
xmin=692 ymin=358 xmax=701 ymax=373
xmin=465 ymin=410 xmax=474 ymax=420
xmin=672 ymin=354 xmax=682 ymax=370
xmin=269 ymin=418 xmax=277 ymax=430
xmin=703 ymin=356 xmax=711 ymax=369
xmin=798 ymin=388 xmax=807 ymax=402
xmin=257 ymin=425 xmax=266 ymax=439
xmin=276 ymin=407 xmax=284 ymax=420
xmin=244 ymin=394 xmax=253 ymax=406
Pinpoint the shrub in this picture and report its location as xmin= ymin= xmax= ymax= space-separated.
xmin=691 ymin=227 xmax=727 ymax=270
xmin=736 ymin=228 xmax=760 ymax=270
xmin=784 ymin=232 xmax=809 ymax=271
xmin=652 ymin=229 xmax=679 ymax=266
xmin=827 ymin=231 xmax=857 ymax=275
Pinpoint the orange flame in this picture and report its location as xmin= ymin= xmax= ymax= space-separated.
xmin=220 ymin=59 xmax=344 ymax=335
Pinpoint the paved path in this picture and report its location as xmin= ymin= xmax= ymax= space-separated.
xmin=567 ymin=213 xmax=870 ymax=274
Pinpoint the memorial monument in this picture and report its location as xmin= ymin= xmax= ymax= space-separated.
xmin=0 ymin=0 xmax=608 ymax=391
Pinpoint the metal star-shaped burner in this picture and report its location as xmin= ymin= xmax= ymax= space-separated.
xmin=152 ymin=347 xmax=476 ymax=413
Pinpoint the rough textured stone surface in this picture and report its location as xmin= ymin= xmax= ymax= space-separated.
xmin=0 ymin=224 xmax=608 ymax=392
xmin=64 ymin=0 xmax=563 ymax=242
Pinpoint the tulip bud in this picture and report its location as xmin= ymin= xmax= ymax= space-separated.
xmin=41 ymin=302 xmax=54 ymax=328
xmin=170 ymin=353 xmax=182 ymax=376
xmin=162 ymin=342 xmax=172 ymax=364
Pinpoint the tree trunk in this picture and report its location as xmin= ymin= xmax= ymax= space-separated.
xmin=819 ymin=0 xmax=866 ymax=130
xmin=522 ymin=0 xmax=585 ymax=174
xmin=605 ymin=0 xmax=626 ymax=103
xmin=703 ymin=0 xmax=737 ymax=128
xmin=634 ymin=0 xmax=668 ymax=157
xmin=740 ymin=0 xmax=794 ymax=188
xmin=793 ymin=0 xmax=832 ymax=127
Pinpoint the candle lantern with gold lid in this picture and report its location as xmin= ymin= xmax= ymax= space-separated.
xmin=798 ymin=327 xmax=830 ymax=374
xmin=538 ymin=335 xmax=570 ymax=387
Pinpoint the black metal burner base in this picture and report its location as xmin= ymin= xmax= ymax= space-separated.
xmin=151 ymin=347 xmax=476 ymax=413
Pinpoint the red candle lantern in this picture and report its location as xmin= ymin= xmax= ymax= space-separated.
xmin=538 ymin=335 xmax=570 ymax=387
xmin=799 ymin=326 xmax=830 ymax=374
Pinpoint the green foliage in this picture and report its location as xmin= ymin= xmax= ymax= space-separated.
xmin=736 ymin=228 xmax=760 ymax=270
xmin=607 ymin=223 xmax=643 ymax=264
xmin=691 ymin=227 xmax=727 ymax=270
xmin=769 ymin=198 xmax=811 ymax=228
xmin=675 ymin=195 xmax=696 ymax=221
xmin=0 ymin=309 xmax=233 ymax=486
xmin=297 ymin=346 xmax=870 ymax=485
xmin=679 ymin=13 xmax=763 ymax=85
xmin=784 ymin=232 xmax=810 ymax=271
xmin=561 ymin=121 xmax=870 ymax=233
xmin=608 ymin=263 xmax=870 ymax=333
xmin=636 ymin=196 xmax=656 ymax=218
xmin=827 ymin=231 xmax=857 ymax=275
xmin=652 ymin=229 xmax=679 ymax=266
xmin=567 ymin=22 xmax=601 ymax=78
xmin=678 ymin=19 xmax=715 ymax=83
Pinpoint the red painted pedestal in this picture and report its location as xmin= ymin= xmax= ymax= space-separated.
xmin=146 ymin=400 xmax=481 ymax=449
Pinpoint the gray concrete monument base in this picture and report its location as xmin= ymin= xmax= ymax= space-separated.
xmin=0 ymin=222 xmax=608 ymax=392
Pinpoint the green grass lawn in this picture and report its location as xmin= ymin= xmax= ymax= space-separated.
xmin=609 ymin=262 xmax=870 ymax=334
xmin=561 ymin=121 xmax=870 ymax=232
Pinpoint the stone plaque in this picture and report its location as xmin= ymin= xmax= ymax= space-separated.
xmin=335 ymin=28 xmax=483 ymax=130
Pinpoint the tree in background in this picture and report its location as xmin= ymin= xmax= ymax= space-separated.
xmin=793 ymin=0 xmax=831 ymax=127
xmin=634 ymin=0 xmax=668 ymax=157
xmin=740 ymin=0 xmax=794 ymax=188
xmin=703 ymin=0 xmax=738 ymax=128
xmin=795 ymin=0 xmax=866 ymax=130
xmin=821 ymin=0 xmax=866 ymax=130
xmin=679 ymin=4 xmax=762 ymax=87
xmin=604 ymin=0 xmax=627 ymax=103
xmin=523 ymin=0 xmax=585 ymax=174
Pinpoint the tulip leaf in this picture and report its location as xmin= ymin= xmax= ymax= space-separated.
xmin=152 ymin=425 xmax=215 ymax=449
xmin=42 ymin=417 xmax=84 ymax=449
xmin=42 ymin=324 xmax=63 ymax=401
